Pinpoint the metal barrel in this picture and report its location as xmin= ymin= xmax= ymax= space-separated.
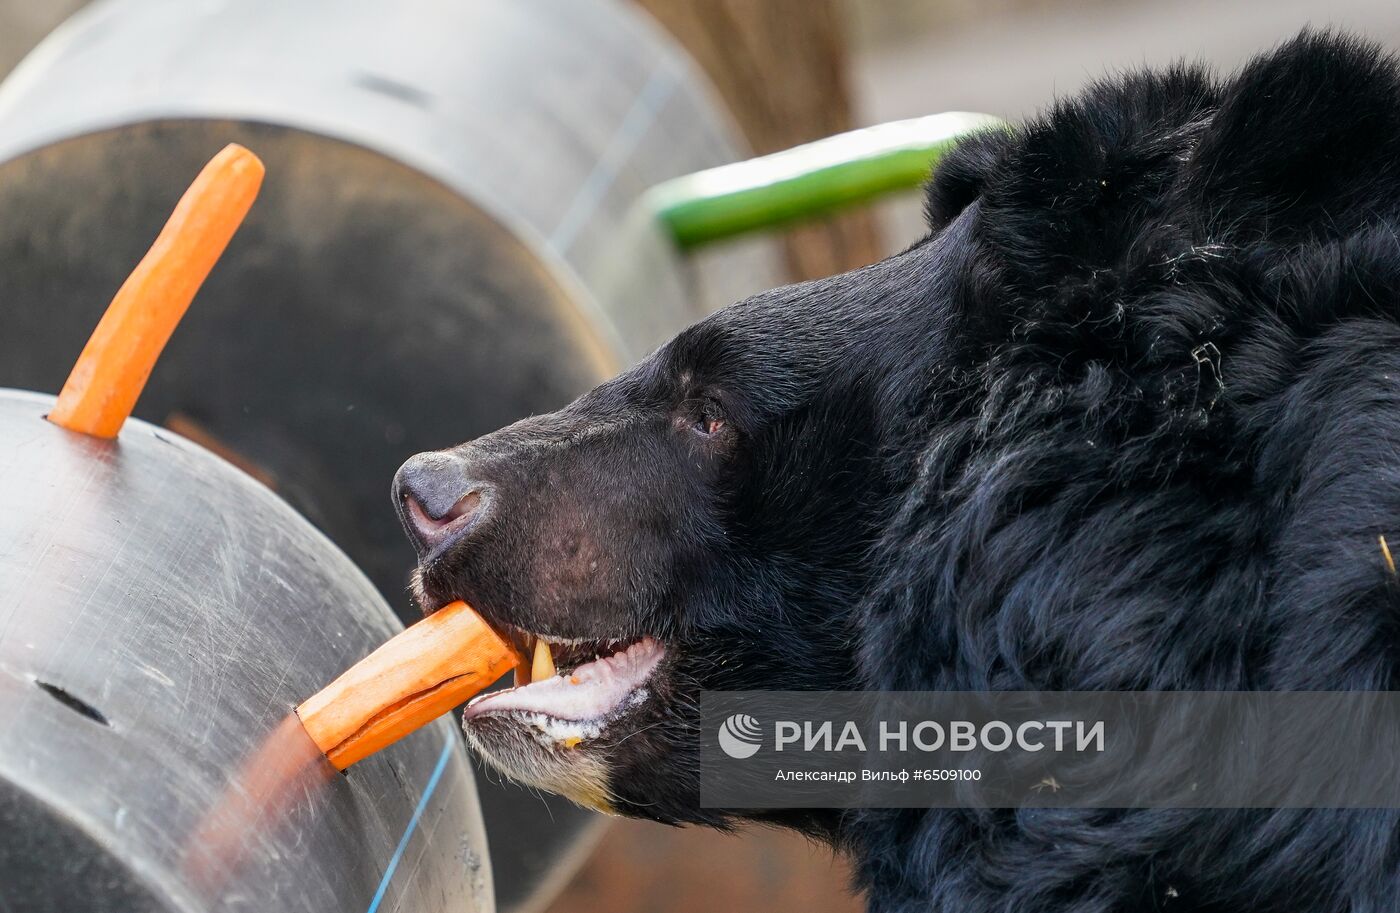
xmin=0 ymin=3 xmax=782 ymax=906
xmin=0 ymin=0 xmax=779 ymax=617
xmin=0 ymin=389 xmax=492 ymax=913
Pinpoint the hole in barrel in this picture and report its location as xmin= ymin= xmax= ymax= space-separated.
xmin=35 ymin=680 xmax=111 ymax=727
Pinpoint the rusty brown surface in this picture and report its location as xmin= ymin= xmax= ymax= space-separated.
xmin=542 ymin=818 xmax=862 ymax=913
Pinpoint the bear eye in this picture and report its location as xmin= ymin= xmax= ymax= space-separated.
xmin=693 ymin=400 xmax=725 ymax=437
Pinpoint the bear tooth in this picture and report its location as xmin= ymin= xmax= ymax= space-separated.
xmin=533 ymin=639 xmax=557 ymax=681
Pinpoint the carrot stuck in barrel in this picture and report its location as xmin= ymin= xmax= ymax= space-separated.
xmin=37 ymin=139 xmax=508 ymax=769
xmin=48 ymin=143 xmax=265 ymax=438
xmin=296 ymin=600 xmax=521 ymax=769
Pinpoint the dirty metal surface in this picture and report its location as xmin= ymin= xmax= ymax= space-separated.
xmin=0 ymin=390 xmax=492 ymax=912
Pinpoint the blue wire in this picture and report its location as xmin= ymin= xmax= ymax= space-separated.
xmin=366 ymin=731 xmax=456 ymax=913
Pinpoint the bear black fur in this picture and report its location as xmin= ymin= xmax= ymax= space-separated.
xmin=854 ymin=31 xmax=1400 ymax=913
xmin=397 ymin=31 xmax=1400 ymax=912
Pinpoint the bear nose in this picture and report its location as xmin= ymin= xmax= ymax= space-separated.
xmin=393 ymin=452 xmax=495 ymax=556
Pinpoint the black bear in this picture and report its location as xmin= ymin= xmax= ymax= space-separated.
xmin=394 ymin=32 xmax=1400 ymax=912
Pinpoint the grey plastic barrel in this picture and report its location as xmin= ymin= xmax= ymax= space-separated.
xmin=0 ymin=389 xmax=492 ymax=913
xmin=0 ymin=4 xmax=782 ymax=907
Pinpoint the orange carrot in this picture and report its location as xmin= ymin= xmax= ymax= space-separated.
xmin=48 ymin=143 xmax=265 ymax=438
xmin=182 ymin=712 xmax=334 ymax=893
xmin=296 ymin=600 xmax=520 ymax=770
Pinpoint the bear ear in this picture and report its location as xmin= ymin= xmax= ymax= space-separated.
xmin=923 ymin=128 xmax=1013 ymax=231
xmin=1180 ymin=31 xmax=1400 ymax=243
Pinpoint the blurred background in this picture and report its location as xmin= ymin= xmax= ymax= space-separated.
xmin=10 ymin=0 xmax=1400 ymax=287
xmin=1 ymin=1 xmax=1397 ymax=911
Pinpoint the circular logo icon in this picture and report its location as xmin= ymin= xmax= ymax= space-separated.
xmin=718 ymin=713 xmax=762 ymax=759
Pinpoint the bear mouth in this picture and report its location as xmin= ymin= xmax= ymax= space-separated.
xmin=462 ymin=623 xmax=665 ymax=738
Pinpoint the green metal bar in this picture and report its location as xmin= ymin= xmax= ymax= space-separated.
xmin=647 ymin=111 xmax=1005 ymax=250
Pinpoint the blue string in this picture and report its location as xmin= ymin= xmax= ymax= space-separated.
xmin=365 ymin=731 xmax=456 ymax=913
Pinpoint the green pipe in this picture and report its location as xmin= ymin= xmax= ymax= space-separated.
xmin=647 ymin=112 xmax=1005 ymax=250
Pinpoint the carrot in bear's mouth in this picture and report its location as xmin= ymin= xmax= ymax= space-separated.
xmin=296 ymin=599 xmax=521 ymax=769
